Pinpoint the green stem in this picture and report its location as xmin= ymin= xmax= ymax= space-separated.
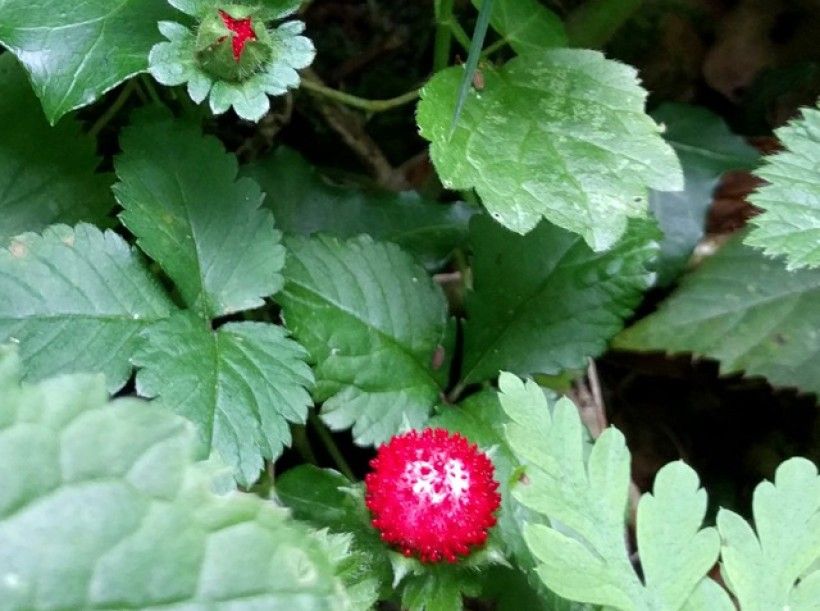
xmin=309 ymin=412 xmax=355 ymax=481
xmin=301 ymin=78 xmax=420 ymax=113
xmin=291 ymin=425 xmax=319 ymax=466
xmin=448 ymin=20 xmax=472 ymax=51
xmin=140 ymin=74 xmax=164 ymax=106
xmin=566 ymin=0 xmax=644 ymax=48
xmin=481 ymin=36 xmax=508 ymax=57
xmin=434 ymin=0 xmax=455 ymax=72
xmin=88 ymin=79 xmax=137 ymax=138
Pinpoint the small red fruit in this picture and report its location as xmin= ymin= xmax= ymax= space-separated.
xmin=365 ymin=428 xmax=500 ymax=563
xmin=218 ymin=10 xmax=257 ymax=61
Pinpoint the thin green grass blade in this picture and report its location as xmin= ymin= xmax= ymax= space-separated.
xmin=450 ymin=0 xmax=493 ymax=134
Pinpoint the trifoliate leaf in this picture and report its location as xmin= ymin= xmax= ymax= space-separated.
xmin=0 ymin=0 xmax=174 ymax=123
xmin=0 ymin=224 xmax=174 ymax=392
xmin=417 ymin=49 xmax=683 ymax=251
xmin=278 ymin=235 xmax=447 ymax=446
xmin=615 ymin=234 xmax=820 ymax=397
xmin=498 ymin=373 xmax=721 ymax=610
xmin=717 ymin=457 xmax=820 ymax=611
xmin=242 ymin=147 xmax=474 ymax=269
xmin=745 ymin=105 xmax=820 ymax=270
xmin=133 ymin=312 xmax=313 ymax=487
xmin=0 ymin=55 xmax=115 ymax=243
xmin=470 ymin=0 xmax=566 ymax=54
xmin=0 ymin=346 xmax=350 ymax=610
xmin=277 ymin=465 xmax=389 ymax=608
xmin=149 ymin=5 xmax=314 ymax=122
xmin=459 ymin=215 xmax=658 ymax=386
xmin=650 ymin=103 xmax=759 ymax=285
xmin=114 ymin=114 xmax=285 ymax=319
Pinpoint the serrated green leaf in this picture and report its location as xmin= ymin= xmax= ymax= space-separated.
xmin=0 ymin=55 xmax=115 ymax=243
xmin=460 ymin=215 xmax=658 ymax=385
xmin=0 ymin=223 xmax=174 ymax=392
xmin=745 ymin=105 xmax=820 ymax=269
xmin=114 ymin=113 xmax=285 ymax=319
xmin=0 ymin=346 xmax=350 ymax=610
xmin=615 ymin=234 xmax=820 ymax=397
xmin=133 ymin=312 xmax=313 ymax=486
xmin=717 ymin=457 xmax=820 ymax=611
xmin=277 ymin=465 xmax=389 ymax=608
xmin=650 ymin=103 xmax=759 ymax=285
xmin=499 ymin=373 xmax=720 ymax=610
xmin=0 ymin=0 xmax=174 ymax=123
xmin=241 ymin=147 xmax=474 ymax=269
xmin=278 ymin=235 xmax=447 ymax=446
xmin=470 ymin=0 xmax=566 ymax=54
xmin=417 ymin=49 xmax=683 ymax=251
xmin=400 ymin=566 xmax=480 ymax=611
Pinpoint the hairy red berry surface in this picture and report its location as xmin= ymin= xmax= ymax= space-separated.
xmin=218 ymin=10 xmax=257 ymax=61
xmin=365 ymin=428 xmax=501 ymax=563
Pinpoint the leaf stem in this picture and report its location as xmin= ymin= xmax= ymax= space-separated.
xmin=434 ymin=0 xmax=456 ymax=72
xmin=291 ymin=424 xmax=319 ymax=466
xmin=309 ymin=412 xmax=356 ymax=481
xmin=140 ymin=74 xmax=164 ymax=106
xmin=88 ymin=79 xmax=138 ymax=138
xmin=481 ymin=37 xmax=509 ymax=57
xmin=300 ymin=78 xmax=420 ymax=113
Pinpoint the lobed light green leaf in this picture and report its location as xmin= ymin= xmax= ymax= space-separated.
xmin=717 ymin=457 xmax=820 ymax=611
xmin=242 ymin=147 xmax=474 ymax=269
xmin=133 ymin=312 xmax=314 ymax=487
xmin=278 ymin=235 xmax=447 ymax=446
xmin=498 ymin=373 xmax=721 ymax=610
xmin=0 ymin=0 xmax=174 ymax=123
xmin=0 ymin=55 xmax=115 ymax=243
xmin=470 ymin=0 xmax=566 ymax=54
xmin=417 ymin=49 xmax=683 ymax=251
xmin=114 ymin=113 xmax=285 ymax=319
xmin=615 ymin=234 xmax=820 ymax=397
xmin=650 ymin=103 xmax=759 ymax=285
xmin=0 ymin=345 xmax=350 ymax=610
xmin=745 ymin=105 xmax=820 ymax=269
xmin=460 ymin=215 xmax=658 ymax=385
xmin=0 ymin=224 xmax=174 ymax=392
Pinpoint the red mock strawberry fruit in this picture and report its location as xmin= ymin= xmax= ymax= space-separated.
xmin=365 ymin=428 xmax=501 ymax=563
xmin=218 ymin=10 xmax=257 ymax=61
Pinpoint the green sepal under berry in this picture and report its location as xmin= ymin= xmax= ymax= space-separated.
xmin=149 ymin=1 xmax=314 ymax=121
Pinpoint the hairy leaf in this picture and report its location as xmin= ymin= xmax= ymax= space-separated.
xmin=460 ymin=215 xmax=658 ymax=385
xmin=650 ymin=103 xmax=759 ymax=285
xmin=278 ymin=235 xmax=447 ymax=446
xmin=0 ymin=54 xmax=114 ymax=243
xmin=417 ymin=49 xmax=682 ymax=251
xmin=471 ymin=0 xmax=566 ymax=54
xmin=499 ymin=373 xmax=721 ymax=610
xmin=114 ymin=114 xmax=284 ymax=319
xmin=133 ymin=312 xmax=314 ymax=487
xmin=0 ymin=346 xmax=350 ymax=610
xmin=717 ymin=457 xmax=820 ymax=611
xmin=745 ymin=105 xmax=820 ymax=269
xmin=242 ymin=147 xmax=474 ymax=269
xmin=0 ymin=0 xmax=173 ymax=123
xmin=615 ymin=234 xmax=820 ymax=397
xmin=0 ymin=224 xmax=174 ymax=391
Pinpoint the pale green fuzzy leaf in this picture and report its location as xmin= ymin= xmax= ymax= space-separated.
xmin=133 ymin=312 xmax=314 ymax=487
xmin=0 ymin=0 xmax=174 ymax=123
xmin=0 ymin=55 xmax=115 ymax=243
xmin=460 ymin=215 xmax=658 ymax=385
xmin=717 ymin=457 xmax=820 ymax=611
xmin=241 ymin=147 xmax=474 ymax=269
xmin=471 ymin=0 xmax=566 ymax=54
xmin=278 ymin=235 xmax=447 ymax=446
xmin=650 ymin=103 xmax=759 ymax=285
xmin=0 ymin=224 xmax=174 ymax=392
xmin=417 ymin=49 xmax=683 ymax=251
xmin=114 ymin=113 xmax=285 ymax=320
xmin=499 ymin=373 xmax=719 ymax=610
xmin=746 ymin=105 xmax=820 ymax=269
xmin=0 ymin=346 xmax=350 ymax=610
xmin=679 ymin=578 xmax=735 ymax=611
xmin=615 ymin=234 xmax=820 ymax=397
